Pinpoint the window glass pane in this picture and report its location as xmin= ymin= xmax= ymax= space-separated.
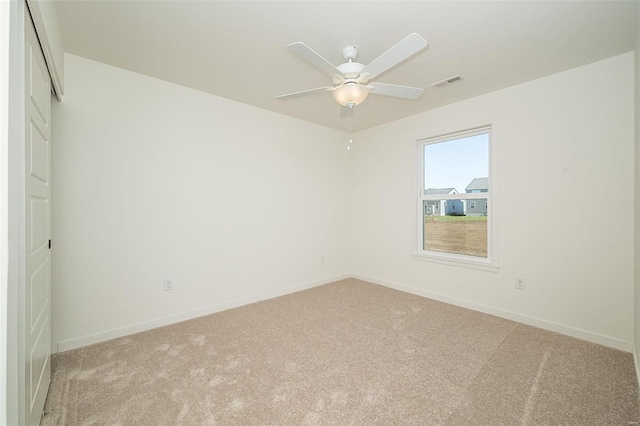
xmin=423 ymin=201 xmax=488 ymax=258
xmin=423 ymin=133 xmax=489 ymax=194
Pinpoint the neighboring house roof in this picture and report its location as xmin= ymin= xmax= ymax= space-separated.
xmin=465 ymin=177 xmax=489 ymax=191
xmin=424 ymin=188 xmax=458 ymax=195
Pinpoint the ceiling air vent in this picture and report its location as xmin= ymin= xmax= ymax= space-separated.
xmin=430 ymin=75 xmax=462 ymax=88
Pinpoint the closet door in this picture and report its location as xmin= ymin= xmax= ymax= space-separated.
xmin=24 ymin=7 xmax=51 ymax=425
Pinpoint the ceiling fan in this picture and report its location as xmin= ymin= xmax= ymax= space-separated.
xmin=276 ymin=33 xmax=428 ymax=109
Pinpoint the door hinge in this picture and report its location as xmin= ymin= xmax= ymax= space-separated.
xmin=48 ymin=239 xmax=51 ymax=249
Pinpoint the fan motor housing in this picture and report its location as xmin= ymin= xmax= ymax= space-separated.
xmin=337 ymin=62 xmax=365 ymax=79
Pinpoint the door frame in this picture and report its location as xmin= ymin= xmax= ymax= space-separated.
xmin=4 ymin=1 xmax=61 ymax=424
xmin=0 ymin=1 xmax=12 ymax=424
xmin=6 ymin=1 xmax=28 ymax=423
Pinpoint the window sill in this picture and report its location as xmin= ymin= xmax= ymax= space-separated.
xmin=410 ymin=254 xmax=499 ymax=273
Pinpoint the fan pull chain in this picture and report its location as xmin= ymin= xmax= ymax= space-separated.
xmin=347 ymin=103 xmax=353 ymax=151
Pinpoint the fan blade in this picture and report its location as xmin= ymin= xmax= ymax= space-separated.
xmin=361 ymin=33 xmax=428 ymax=80
xmin=276 ymin=86 xmax=334 ymax=100
xmin=368 ymin=82 xmax=424 ymax=100
xmin=287 ymin=42 xmax=343 ymax=79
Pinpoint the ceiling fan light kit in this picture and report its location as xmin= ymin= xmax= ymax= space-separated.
xmin=333 ymin=82 xmax=369 ymax=107
xmin=277 ymin=33 xmax=429 ymax=109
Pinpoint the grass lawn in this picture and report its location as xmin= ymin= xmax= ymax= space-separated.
xmin=424 ymin=215 xmax=487 ymax=257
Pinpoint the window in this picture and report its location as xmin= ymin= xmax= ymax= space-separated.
xmin=414 ymin=126 xmax=496 ymax=269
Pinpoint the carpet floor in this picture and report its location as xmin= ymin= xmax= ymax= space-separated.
xmin=43 ymin=278 xmax=639 ymax=425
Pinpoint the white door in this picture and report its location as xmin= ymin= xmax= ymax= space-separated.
xmin=24 ymin=9 xmax=51 ymax=426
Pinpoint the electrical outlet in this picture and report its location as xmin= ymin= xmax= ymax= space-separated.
xmin=163 ymin=278 xmax=174 ymax=291
xmin=515 ymin=277 xmax=525 ymax=290
xmin=320 ymin=255 xmax=324 ymax=263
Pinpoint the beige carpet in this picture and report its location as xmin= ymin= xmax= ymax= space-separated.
xmin=43 ymin=279 xmax=639 ymax=425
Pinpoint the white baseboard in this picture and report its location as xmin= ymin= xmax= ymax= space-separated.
xmin=57 ymin=272 xmax=634 ymax=354
xmin=56 ymin=273 xmax=349 ymax=353
xmin=352 ymin=273 xmax=633 ymax=353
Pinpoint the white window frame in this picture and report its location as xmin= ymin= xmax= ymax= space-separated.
xmin=411 ymin=123 xmax=499 ymax=272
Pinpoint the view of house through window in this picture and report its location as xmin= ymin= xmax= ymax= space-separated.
xmin=420 ymin=128 xmax=490 ymax=259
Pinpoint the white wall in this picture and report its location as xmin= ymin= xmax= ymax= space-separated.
xmin=55 ymin=51 xmax=636 ymax=353
xmin=350 ymin=53 xmax=635 ymax=351
xmin=52 ymin=54 xmax=349 ymax=351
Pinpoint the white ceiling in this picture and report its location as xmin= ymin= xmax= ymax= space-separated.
xmin=54 ymin=1 xmax=638 ymax=132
